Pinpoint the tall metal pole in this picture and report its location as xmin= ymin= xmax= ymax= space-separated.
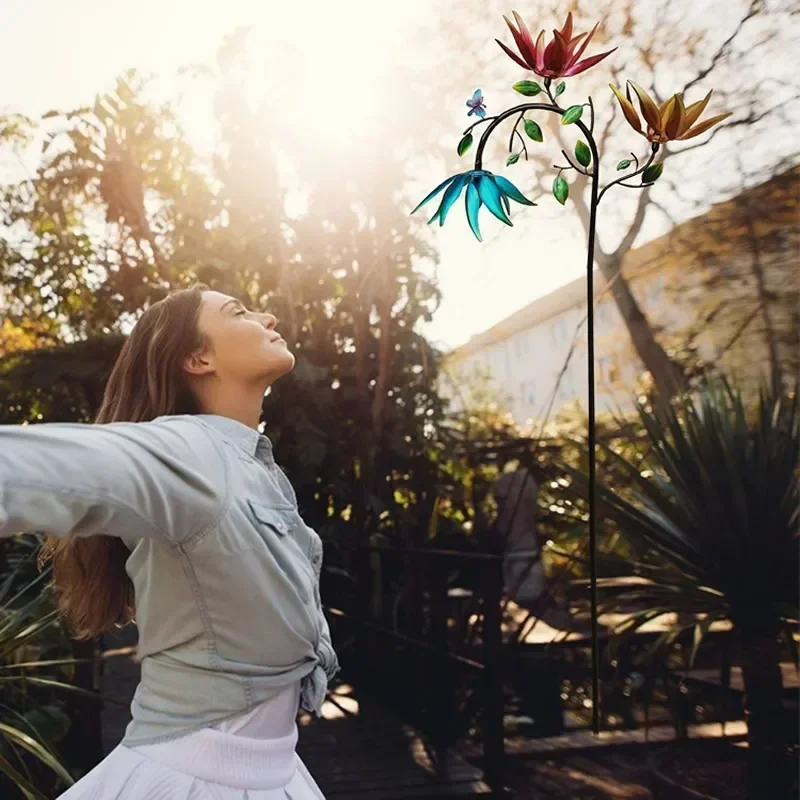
xmin=584 ymin=146 xmax=601 ymax=735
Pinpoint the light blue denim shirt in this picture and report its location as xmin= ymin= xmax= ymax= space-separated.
xmin=0 ymin=414 xmax=339 ymax=746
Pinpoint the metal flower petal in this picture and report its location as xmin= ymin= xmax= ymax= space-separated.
xmin=628 ymin=81 xmax=662 ymax=133
xmin=411 ymin=175 xmax=459 ymax=216
xmin=496 ymin=12 xmax=615 ymax=79
xmin=411 ymin=170 xmax=537 ymax=241
xmin=437 ymin=174 xmax=468 ymax=225
xmin=609 ymin=84 xmax=642 ymax=133
xmin=465 ymin=182 xmax=483 ymax=241
xmin=610 ymin=82 xmax=731 ymax=144
xmin=493 ymin=175 xmax=537 ymax=206
xmin=477 ymin=175 xmax=513 ymax=226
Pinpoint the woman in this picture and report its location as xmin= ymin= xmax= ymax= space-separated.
xmin=0 ymin=284 xmax=339 ymax=799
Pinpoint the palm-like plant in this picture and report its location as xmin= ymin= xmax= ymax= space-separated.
xmin=0 ymin=539 xmax=80 ymax=799
xmin=566 ymin=381 xmax=798 ymax=799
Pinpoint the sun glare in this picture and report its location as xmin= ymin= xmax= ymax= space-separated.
xmin=175 ymin=0 xmax=426 ymax=152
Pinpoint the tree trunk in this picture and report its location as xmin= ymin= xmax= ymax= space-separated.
xmin=371 ymin=296 xmax=392 ymax=441
xmin=351 ymin=305 xmax=372 ymax=539
xmin=738 ymin=622 xmax=791 ymax=799
xmin=567 ymin=169 xmax=687 ymax=404
xmin=744 ymin=212 xmax=781 ymax=392
xmin=598 ymin=254 xmax=686 ymax=400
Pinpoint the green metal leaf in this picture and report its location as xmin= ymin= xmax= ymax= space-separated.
xmin=457 ymin=133 xmax=473 ymax=157
xmin=506 ymin=153 xmax=520 ymax=166
xmin=561 ymin=105 xmax=583 ymax=125
xmin=616 ymin=159 xmax=632 ymax=170
xmin=575 ymin=141 xmax=591 ymax=167
xmin=555 ymin=81 xmax=566 ymax=96
xmin=523 ymin=119 xmax=543 ymax=143
xmin=513 ymin=81 xmax=541 ymax=96
xmin=553 ymin=175 xmax=569 ymax=205
xmin=642 ymin=162 xmax=664 ymax=183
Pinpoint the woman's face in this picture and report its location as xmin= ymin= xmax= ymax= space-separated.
xmin=190 ymin=291 xmax=295 ymax=386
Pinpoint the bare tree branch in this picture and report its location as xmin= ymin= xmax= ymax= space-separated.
xmin=613 ymin=185 xmax=653 ymax=256
xmin=648 ymin=198 xmax=680 ymax=227
xmin=682 ymin=0 xmax=763 ymax=93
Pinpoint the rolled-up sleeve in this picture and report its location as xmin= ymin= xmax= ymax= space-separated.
xmin=0 ymin=416 xmax=227 ymax=544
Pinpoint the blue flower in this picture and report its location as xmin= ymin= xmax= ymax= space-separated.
xmin=411 ymin=170 xmax=536 ymax=242
xmin=466 ymin=89 xmax=487 ymax=118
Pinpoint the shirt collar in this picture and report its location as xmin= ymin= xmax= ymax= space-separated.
xmin=194 ymin=414 xmax=274 ymax=463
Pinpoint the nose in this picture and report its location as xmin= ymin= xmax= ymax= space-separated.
xmin=259 ymin=313 xmax=278 ymax=330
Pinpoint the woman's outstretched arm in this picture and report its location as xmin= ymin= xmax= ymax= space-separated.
xmin=0 ymin=416 xmax=227 ymax=543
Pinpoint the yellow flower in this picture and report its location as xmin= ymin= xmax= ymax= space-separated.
xmin=610 ymin=81 xmax=731 ymax=143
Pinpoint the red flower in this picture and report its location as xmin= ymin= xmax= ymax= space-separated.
xmin=496 ymin=11 xmax=615 ymax=79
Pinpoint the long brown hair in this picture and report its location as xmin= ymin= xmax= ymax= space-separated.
xmin=39 ymin=284 xmax=208 ymax=639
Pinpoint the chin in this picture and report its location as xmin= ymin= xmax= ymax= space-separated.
xmin=268 ymin=349 xmax=296 ymax=381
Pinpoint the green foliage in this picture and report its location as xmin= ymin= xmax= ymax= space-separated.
xmin=560 ymin=380 xmax=799 ymax=792
xmin=566 ymin=381 xmax=799 ymax=633
xmin=0 ymin=30 xmax=446 ymax=555
xmin=0 ymin=71 xmax=211 ymax=339
xmin=0 ymin=540 xmax=80 ymax=798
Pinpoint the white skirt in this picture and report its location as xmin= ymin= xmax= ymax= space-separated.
xmin=56 ymin=685 xmax=325 ymax=799
xmin=56 ymin=730 xmax=325 ymax=800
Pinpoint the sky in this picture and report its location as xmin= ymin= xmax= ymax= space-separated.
xmin=1 ymin=0 xmax=794 ymax=350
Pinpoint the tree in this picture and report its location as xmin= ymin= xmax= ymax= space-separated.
xmin=0 ymin=70 xmax=216 ymax=338
xmin=0 ymin=29 xmax=449 ymax=548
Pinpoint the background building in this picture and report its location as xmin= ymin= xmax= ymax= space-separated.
xmin=442 ymin=168 xmax=798 ymax=423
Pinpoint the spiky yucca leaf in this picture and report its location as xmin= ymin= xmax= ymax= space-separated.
xmin=565 ymin=381 xmax=799 ymax=648
xmin=0 ymin=553 xmax=77 ymax=793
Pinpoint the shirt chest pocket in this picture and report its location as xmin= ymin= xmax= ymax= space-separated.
xmin=247 ymin=500 xmax=315 ymax=604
